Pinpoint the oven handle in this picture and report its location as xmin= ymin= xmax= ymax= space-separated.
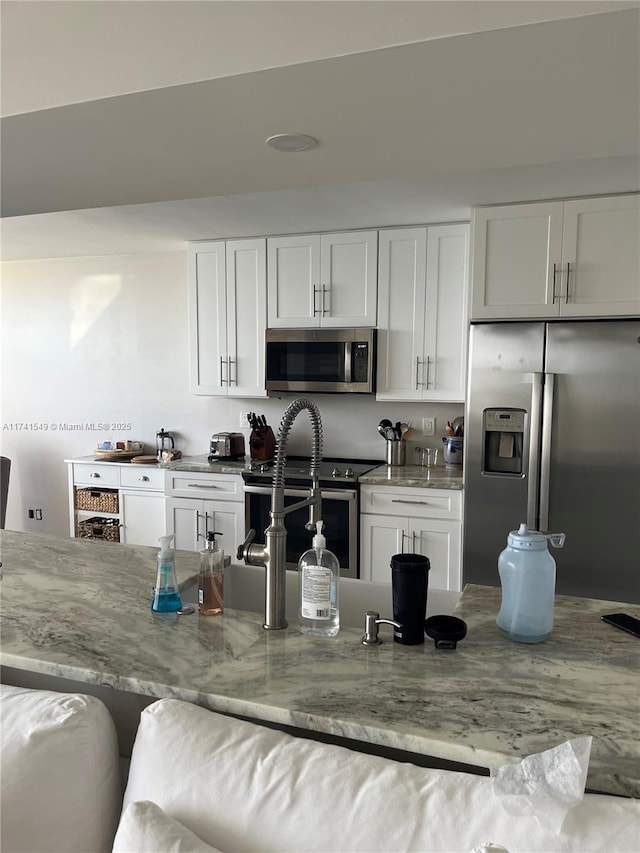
xmin=244 ymin=485 xmax=357 ymax=501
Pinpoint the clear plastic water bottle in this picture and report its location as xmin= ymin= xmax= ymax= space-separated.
xmin=298 ymin=521 xmax=340 ymax=637
xmin=496 ymin=523 xmax=565 ymax=643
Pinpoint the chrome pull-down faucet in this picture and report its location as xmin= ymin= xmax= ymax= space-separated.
xmin=237 ymin=398 xmax=323 ymax=630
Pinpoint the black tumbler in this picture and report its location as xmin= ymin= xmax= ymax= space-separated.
xmin=391 ymin=553 xmax=430 ymax=644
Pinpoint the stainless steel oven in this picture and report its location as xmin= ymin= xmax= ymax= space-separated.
xmin=242 ymin=457 xmax=380 ymax=578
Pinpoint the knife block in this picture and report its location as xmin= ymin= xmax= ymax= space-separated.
xmin=249 ymin=427 xmax=276 ymax=461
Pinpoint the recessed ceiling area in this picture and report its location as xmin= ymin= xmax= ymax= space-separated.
xmin=1 ymin=2 xmax=639 ymax=260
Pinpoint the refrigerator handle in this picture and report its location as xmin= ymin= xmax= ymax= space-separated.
xmin=527 ymin=373 xmax=544 ymax=529
xmin=538 ymin=373 xmax=555 ymax=532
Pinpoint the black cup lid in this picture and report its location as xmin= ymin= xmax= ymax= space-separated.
xmin=424 ymin=615 xmax=467 ymax=649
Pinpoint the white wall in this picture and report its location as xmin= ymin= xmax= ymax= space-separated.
xmin=0 ymin=251 xmax=462 ymax=536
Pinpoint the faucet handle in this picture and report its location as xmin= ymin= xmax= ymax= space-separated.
xmin=237 ymin=529 xmax=256 ymax=561
xmin=362 ymin=610 xmax=402 ymax=646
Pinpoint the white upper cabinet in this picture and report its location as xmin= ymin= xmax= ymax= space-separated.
xmin=376 ymin=224 xmax=469 ymax=402
xmin=471 ymin=194 xmax=640 ymax=320
xmin=267 ymin=231 xmax=377 ymax=327
xmin=560 ymin=195 xmax=640 ymax=317
xmin=188 ymin=238 xmax=266 ymax=397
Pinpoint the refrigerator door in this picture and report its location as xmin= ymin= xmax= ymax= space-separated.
xmin=544 ymin=321 xmax=640 ymax=602
xmin=463 ymin=323 xmax=545 ymax=586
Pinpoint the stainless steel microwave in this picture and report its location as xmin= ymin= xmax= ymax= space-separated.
xmin=265 ymin=328 xmax=376 ymax=394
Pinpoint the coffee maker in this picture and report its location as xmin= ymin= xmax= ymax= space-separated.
xmin=156 ymin=428 xmax=175 ymax=461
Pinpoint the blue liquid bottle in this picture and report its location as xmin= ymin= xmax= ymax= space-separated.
xmin=151 ymin=535 xmax=182 ymax=613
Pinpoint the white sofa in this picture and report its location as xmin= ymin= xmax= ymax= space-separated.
xmin=1 ymin=685 xmax=639 ymax=853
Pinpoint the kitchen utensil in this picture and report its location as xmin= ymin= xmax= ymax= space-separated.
xmin=445 ymin=421 xmax=455 ymax=436
xmin=386 ymin=440 xmax=406 ymax=466
xmin=442 ymin=436 xmax=463 ymax=467
xmin=400 ymin=422 xmax=410 ymax=437
xmin=131 ymin=455 xmax=158 ymax=465
xmin=379 ymin=419 xmax=393 ymax=428
xmin=156 ymin=428 xmax=175 ymax=461
xmin=377 ymin=425 xmax=387 ymax=439
xmin=451 ymin=416 xmax=464 ymax=437
xmin=94 ymin=449 xmax=139 ymax=460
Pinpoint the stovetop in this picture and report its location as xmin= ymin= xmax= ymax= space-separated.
xmin=242 ymin=456 xmax=380 ymax=484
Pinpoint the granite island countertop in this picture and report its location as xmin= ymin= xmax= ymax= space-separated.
xmin=1 ymin=530 xmax=637 ymax=797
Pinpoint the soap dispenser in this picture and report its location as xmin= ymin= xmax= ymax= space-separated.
xmin=496 ymin=523 xmax=565 ymax=643
xmin=152 ymin=535 xmax=182 ymax=613
xmin=198 ymin=531 xmax=224 ymax=616
xmin=298 ymin=521 xmax=340 ymax=637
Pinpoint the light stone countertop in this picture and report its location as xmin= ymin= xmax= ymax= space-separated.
xmin=65 ymin=454 xmax=249 ymax=476
xmin=1 ymin=530 xmax=638 ymax=797
xmin=359 ymin=463 xmax=464 ymax=489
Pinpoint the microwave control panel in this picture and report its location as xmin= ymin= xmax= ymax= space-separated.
xmin=352 ymin=343 xmax=370 ymax=382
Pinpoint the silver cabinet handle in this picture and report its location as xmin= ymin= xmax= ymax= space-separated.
xmin=415 ymin=357 xmax=427 ymax=388
xmin=139 ymin=475 xmax=149 ymax=482
xmin=196 ymin=510 xmax=204 ymax=542
xmin=188 ymin=483 xmax=218 ymax=488
xmin=425 ymin=356 xmax=434 ymax=389
xmin=219 ymin=356 xmax=228 ymax=385
xmin=322 ymin=284 xmax=329 ymax=316
xmin=565 ymin=262 xmax=570 ymax=304
xmin=90 ymin=472 xmax=101 ymax=478
xmin=552 ymin=262 xmax=559 ymax=303
xmin=401 ymin=530 xmax=411 ymax=553
xmin=412 ymin=531 xmax=417 ymax=550
xmin=228 ymin=356 xmax=236 ymax=386
xmin=313 ymin=285 xmax=322 ymax=315
xmin=392 ymin=499 xmax=429 ymax=505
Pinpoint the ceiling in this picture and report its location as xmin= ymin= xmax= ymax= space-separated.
xmin=1 ymin=1 xmax=639 ymax=260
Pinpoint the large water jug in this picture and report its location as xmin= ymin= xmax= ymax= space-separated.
xmin=496 ymin=523 xmax=565 ymax=643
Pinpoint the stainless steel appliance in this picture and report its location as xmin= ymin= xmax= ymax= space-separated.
xmin=243 ymin=457 xmax=380 ymax=578
xmin=209 ymin=432 xmax=245 ymax=461
xmin=265 ymin=328 xmax=376 ymax=394
xmin=463 ymin=320 xmax=640 ymax=603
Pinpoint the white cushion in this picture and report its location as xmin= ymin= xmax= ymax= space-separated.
xmin=113 ymin=801 xmax=221 ymax=853
xmin=0 ymin=685 xmax=122 ymax=853
xmin=124 ymin=698 xmax=640 ymax=853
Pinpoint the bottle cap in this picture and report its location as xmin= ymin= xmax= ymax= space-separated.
xmin=205 ymin=531 xmax=223 ymax=550
xmin=312 ymin=520 xmax=326 ymax=549
xmin=507 ymin=523 xmax=566 ymax=550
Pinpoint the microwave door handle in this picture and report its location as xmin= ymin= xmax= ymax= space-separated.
xmin=527 ymin=372 xmax=543 ymax=530
xmin=538 ymin=373 xmax=555 ymax=532
xmin=344 ymin=342 xmax=352 ymax=383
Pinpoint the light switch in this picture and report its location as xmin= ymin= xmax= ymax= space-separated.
xmin=422 ymin=417 xmax=435 ymax=437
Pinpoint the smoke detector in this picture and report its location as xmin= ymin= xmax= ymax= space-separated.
xmin=265 ymin=133 xmax=318 ymax=152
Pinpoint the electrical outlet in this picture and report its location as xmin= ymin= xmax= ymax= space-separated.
xmin=240 ymin=410 xmax=251 ymax=429
xmin=422 ymin=417 xmax=435 ymax=437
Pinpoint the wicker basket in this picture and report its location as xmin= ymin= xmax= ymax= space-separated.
xmin=75 ymin=487 xmax=119 ymax=513
xmin=77 ymin=517 xmax=120 ymax=542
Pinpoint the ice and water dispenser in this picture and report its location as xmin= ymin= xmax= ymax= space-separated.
xmin=482 ymin=409 xmax=526 ymax=475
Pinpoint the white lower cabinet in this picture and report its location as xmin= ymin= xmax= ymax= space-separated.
xmin=164 ymin=472 xmax=245 ymax=555
xmin=120 ymin=490 xmax=166 ymax=547
xmin=359 ymin=486 xmax=462 ymax=591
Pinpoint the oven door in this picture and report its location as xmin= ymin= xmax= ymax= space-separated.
xmin=244 ymin=485 xmax=358 ymax=578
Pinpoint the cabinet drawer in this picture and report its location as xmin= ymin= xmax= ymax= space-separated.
xmin=165 ymin=471 xmax=243 ymax=501
xmin=72 ymin=463 xmax=119 ymax=487
xmin=360 ymin=486 xmax=461 ymax=520
xmin=120 ymin=466 xmax=164 ymax=491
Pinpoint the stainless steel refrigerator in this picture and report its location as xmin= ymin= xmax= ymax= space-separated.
xmin=463 ymin=320 xmax=640 ymax=603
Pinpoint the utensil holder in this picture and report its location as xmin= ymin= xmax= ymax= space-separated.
xmin=386 ymin=440 xmax=406 ymax=466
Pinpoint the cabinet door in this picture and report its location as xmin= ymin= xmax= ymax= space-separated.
xmin=166 ymin=497 xmax=206 ymax=551
xmin=202 ymin=499 xmax=245 ymax=560
xmin=423 ymin=224 xmax=469 ymax=402
xmin=411 ymin=518 xmax=461 ymax=592
xmin=267 ymin=235 xmax=320 ymax=328
xmin=376 ymin=228 xmax=427 ymax=401
xmin=561 ymin=195 xmax=640 ymax=317
xmin=188 ymin=242 xmax=228 ymax=395
xmin=226 ymin=238 xmax=267 ymax=397
xmin=121 ymin=490 xmax=166 ymax=547
xmin=360 ymin=514 xmax=405 ymax=583
xmin=471 ymin=203 xmax=564 ymax=320
xmin=320 ymin=231 xmax=378 ymax=327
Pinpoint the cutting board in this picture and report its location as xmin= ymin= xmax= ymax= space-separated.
xmin=131 ymin=455 xmax=158 ymax=465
